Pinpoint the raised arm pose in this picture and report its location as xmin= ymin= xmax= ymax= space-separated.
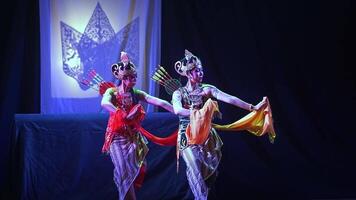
xmin=171 ymin=50 xmax=269 ymax=200
xmin=101 ymin=52 xmax=173 ymax=200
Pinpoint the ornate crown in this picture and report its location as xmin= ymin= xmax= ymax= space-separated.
xmin=174 ymin=49 xmax=202 ymax=76
xmin=111 ymin=52 xmax=137 ymax=80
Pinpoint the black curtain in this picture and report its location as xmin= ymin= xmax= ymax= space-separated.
xmin=160 ymin=0 xmax=355 ymax=199
xmin=0 ymin=0 xmax=40 ymax=198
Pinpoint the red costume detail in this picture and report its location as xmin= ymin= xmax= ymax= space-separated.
xmin=99 ymin=82 xmax=116 ymax=96
xmin=102 ymin=104 xmax=177 ymax=153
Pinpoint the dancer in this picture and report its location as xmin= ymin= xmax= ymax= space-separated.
xmin=100 ymin=52 xmax=173 ymax=200
xmin=168 ymin=50 xmax=275 ymax=200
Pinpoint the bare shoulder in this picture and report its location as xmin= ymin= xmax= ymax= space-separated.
xmin=201 ymin=83 xmax=217 ymax=90
xmin=133 ymin=88 xmax=148 ymax=100
xmin=134 ymin=89 xmax=147 ymax=95
xmin=172 ymin=89 xmax=182 ymax=96
xmin=104 ymin=87 xmax=117 ymax=96
xmin=201 ymin=84 xmax=218 ymax=95
xmin=172 ymin=89 xmax=182 ymax=100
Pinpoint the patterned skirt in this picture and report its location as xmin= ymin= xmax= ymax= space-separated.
xmin=178 ymin=118 xmax=223 ymax=200
xmin=109 ymin=132 xmax=148 ymax=200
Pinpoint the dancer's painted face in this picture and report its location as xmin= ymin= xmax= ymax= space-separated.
xmin=188 ymin=65 xmax=204 ymax=83
xmin=122 ymin=74 xmax=137 ymax=88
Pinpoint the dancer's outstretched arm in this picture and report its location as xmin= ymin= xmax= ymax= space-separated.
xmin=136 ymin=90 xmax=174 ymax=113
xmin=202 ymin=85 xmax=266 ymax=111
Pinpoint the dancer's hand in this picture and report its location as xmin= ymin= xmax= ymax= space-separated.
xmin=253 ymin=97 xmax=267 ymax=111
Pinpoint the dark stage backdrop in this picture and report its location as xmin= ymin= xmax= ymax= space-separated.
xmin=0 ymin=0 xmax=40 ymax=199
xmin=1 ymin=0 xmax=355 ymax=199
xmin=160 ymin=0 xmax=355 ymax=199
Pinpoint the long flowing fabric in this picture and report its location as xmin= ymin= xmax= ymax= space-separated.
xmin=104 ymin=97 xmax=275 ymax=151
xmin=212 ymin=97 xmax=276 ymax=143
xmin=185 ymin=99 xmax=221 ymax=145
xmin=139 ymin=128 xmax=178 ymax=146
xmin=133 ymin=97 xmax=276 ymax=147
xmin=186 ymin=97 xmax=276 ymax=144
xmin=103 ymin=104 xmax=177 ymax=153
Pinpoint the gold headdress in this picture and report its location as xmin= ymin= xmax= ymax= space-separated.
xmin=174 ymin=49 xmax=202 ymax=76
xmin=111 ymin=51 xmax=137 ymax=80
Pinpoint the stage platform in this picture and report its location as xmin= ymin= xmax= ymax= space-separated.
xmin=11 ymin=113 xmax=193 ymax=200
xmin=11 ymin=112 xmax=351 ymax=199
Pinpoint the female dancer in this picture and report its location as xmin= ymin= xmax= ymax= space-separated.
xmin=171 ymin=50 xmax=271 ymax=200
xmin=101 ymin=52 xmax=173 ymax=200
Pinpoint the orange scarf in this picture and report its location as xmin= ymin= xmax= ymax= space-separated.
xmin=186 ymin=97 xmax=276 ymax=144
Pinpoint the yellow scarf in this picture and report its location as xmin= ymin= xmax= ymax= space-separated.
xmin=186 ymin=97 xmax=276 ymax=144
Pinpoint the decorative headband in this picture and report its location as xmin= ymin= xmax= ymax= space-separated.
xmin=111 ymin=51 xmax=137 ymax=80
xmin=174 ymin=49 xmax=202 ymax=76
